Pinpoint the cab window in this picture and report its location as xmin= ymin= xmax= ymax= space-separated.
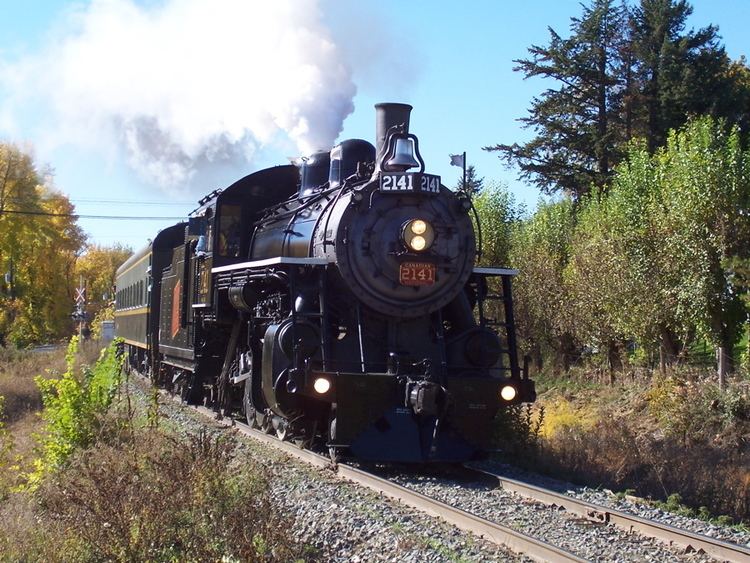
xmin=218 ymin=204 xmax=242 ymax=257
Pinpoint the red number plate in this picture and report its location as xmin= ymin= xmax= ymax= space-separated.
xmin=399 ymin=262 xmax=436 ymax=286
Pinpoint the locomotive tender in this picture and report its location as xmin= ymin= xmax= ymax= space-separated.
xmin=115 ymin=103 xmax=535 ymax=462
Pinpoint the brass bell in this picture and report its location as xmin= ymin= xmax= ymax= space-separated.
xmin=386 ymin=137 xmax=419 ymax=171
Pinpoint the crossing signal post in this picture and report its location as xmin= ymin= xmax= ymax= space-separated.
xmin=73 ymin=277 xmax=87 ymax=338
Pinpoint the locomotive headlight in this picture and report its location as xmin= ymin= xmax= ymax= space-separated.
xmin=500 ymin=385 xmax=517 ymax=402
xmin=313 ymin=377 xmax=331 ymax=394
xmin=403 ymin=219 xmax=435 ymax=252
xmin=410 ymin=236 xmax=427 ymax=251
xmin=411 ymin=219 xmax=427 ymax=235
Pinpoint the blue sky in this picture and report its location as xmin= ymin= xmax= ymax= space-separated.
xmin=1 ymin=0 xmax=748 ymax=248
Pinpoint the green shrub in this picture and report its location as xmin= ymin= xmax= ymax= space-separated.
xmin=26 ymin=336 xmax=122 ymax=488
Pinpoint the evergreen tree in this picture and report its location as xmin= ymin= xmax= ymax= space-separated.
xmin=489 ymin=0 xmax=750 ymax=198
xmin=630 ymin=0 xmax=730 ymax=152
xmin=453 ymin=165 xmax=484 ymax=196
xmin=485 ymin=0 xmax=628 ymax=199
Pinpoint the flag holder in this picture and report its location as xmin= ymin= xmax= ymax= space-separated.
xmin=449 ymin=152 xmax=467 ymax=194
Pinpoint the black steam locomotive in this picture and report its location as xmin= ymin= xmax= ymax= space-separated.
xmin=115 ymin=103 xmax=535 ymax=462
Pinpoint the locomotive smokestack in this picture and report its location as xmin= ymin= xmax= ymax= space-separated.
xmin=375 ymin=103 xmax=413 ymax=164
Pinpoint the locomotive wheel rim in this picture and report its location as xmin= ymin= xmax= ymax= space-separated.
xmin=243 ymin=379 xmax=259 ymax=428
xmin=245 ymin=405 xmax=257 ymax=428
xmin=259 ymin=412 xmax=273 ymax=434
xmin=275 ymin=419 xmax=289 ymax=441
xmin=328 ymin=415 xmax=340 ymax=462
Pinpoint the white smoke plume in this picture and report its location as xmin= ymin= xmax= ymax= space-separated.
xmin=1 ymin=0 xmax=356 ymax=190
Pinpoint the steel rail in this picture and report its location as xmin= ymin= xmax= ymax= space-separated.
xmin=185 ymin=404 xmax=585 ymax=563
xmin=470 ymin=467 xmax=750 ymax=563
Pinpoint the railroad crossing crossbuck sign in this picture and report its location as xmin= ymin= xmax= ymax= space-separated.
xmin=75 ymin=287 xmax=86 ymax=305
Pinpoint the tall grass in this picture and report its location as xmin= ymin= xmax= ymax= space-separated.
xmin=512 ymin=367 xmax=750 ymax=523
xmin=0 ymin=337 xmax=305 ymax=561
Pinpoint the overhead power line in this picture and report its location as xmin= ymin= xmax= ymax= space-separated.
xmin=6 ymin=196 xmax=194 ymax=206
xmin=0 ymin=209 xmax=183 ymax=220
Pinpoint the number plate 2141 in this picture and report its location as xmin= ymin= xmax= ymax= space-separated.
xmin=399 ymin=262 xmax=436 ymax=286
xmin=380 ymin=173 xmax=441 ymax=193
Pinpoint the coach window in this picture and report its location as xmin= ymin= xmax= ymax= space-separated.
xmin=218 ymin=204 xmax=241 ymax=257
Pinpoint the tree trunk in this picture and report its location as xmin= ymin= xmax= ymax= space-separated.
xmin=607 ymin=339 xmax=622 ymax=378
xmin=658 ymin=346 xmax=666 ymax=375
xmin=555 ymin=333 xmax=576 ymax=373
xmin=624 ymin=44 xmax=634 ymax=141
xmin=717 ymin=344 xmax=729 ymax=389
xmin=711 ymin=313 xmax=734 ymax=388
xmin=596 ymin=43 xmax=609 ymax=185
xmin=533 ymin=346 xmax=543 ymax=374
xmin=659 ymin=326 xmax=679 ymax=373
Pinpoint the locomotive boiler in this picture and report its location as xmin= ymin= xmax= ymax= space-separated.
xmin=115 ymin=103 xmax=535 ymax=462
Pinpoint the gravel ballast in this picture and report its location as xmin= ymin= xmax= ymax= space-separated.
xmin=125 ymin=379 xmax=524 ymax=562
xmin=126 ymin=377 xmax=745 ymax=561
xmin=376 ymin=465 xmax=724 ymax=562
xmin=473 ymin=459 xmax=750 ymax=549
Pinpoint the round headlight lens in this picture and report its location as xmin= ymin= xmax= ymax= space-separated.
xmin=410 ymin=236 xmax=427 ymax=251
xmin=403 ymin=219 xmax=434 ymax=252
xmin=500 ymin=385 xmax=517 ymax=402
xmin=313 ymin=377 xmax=331 ymax=394
xmin=411 ymin=220 xmax=427 ymax=235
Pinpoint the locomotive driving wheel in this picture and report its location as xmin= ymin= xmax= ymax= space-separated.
xmin=242 ymin=379 xmax=258 ymax=428
xmin=328 ymin=413 xmax=341 ymax=463
xmin=275 ymin=418 xmax=289 ymax=441
xmin=259 ymin=410 xmax=273 ymax=434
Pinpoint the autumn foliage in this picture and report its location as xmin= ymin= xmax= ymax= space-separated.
xmin=0 ymin=143 xmax=131 ymax=347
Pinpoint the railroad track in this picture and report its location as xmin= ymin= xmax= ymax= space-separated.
xmin=148 ymin=378 xmax=749 ymax=563
xmin=469 ymin=467 xmax=750 ymax=563
xmin=187 ymin=404 xmax=583 ymax=563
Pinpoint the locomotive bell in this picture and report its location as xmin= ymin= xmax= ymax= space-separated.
xmin=386 ymin=137 xmax=420 ymax=171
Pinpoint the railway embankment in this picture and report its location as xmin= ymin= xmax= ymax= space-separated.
xmin=500 ymin=367 xmax=750 ymax=527
xmin=1 ymin=339 xmax=748 ymax=561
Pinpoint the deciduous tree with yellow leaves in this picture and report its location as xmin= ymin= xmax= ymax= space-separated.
xmin=74 ymin=243 xmax=132 ymax=337
xmin=0 ymin=143 xmax=85 ymax=347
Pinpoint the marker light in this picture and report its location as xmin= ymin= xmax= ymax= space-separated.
xmin=313 ymin=377 xmax=331 ymax=394
xmin=500 ymin=385 xmax=517 ymax=402
xmin=403 ymin=219 xmax=435 ymax=252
